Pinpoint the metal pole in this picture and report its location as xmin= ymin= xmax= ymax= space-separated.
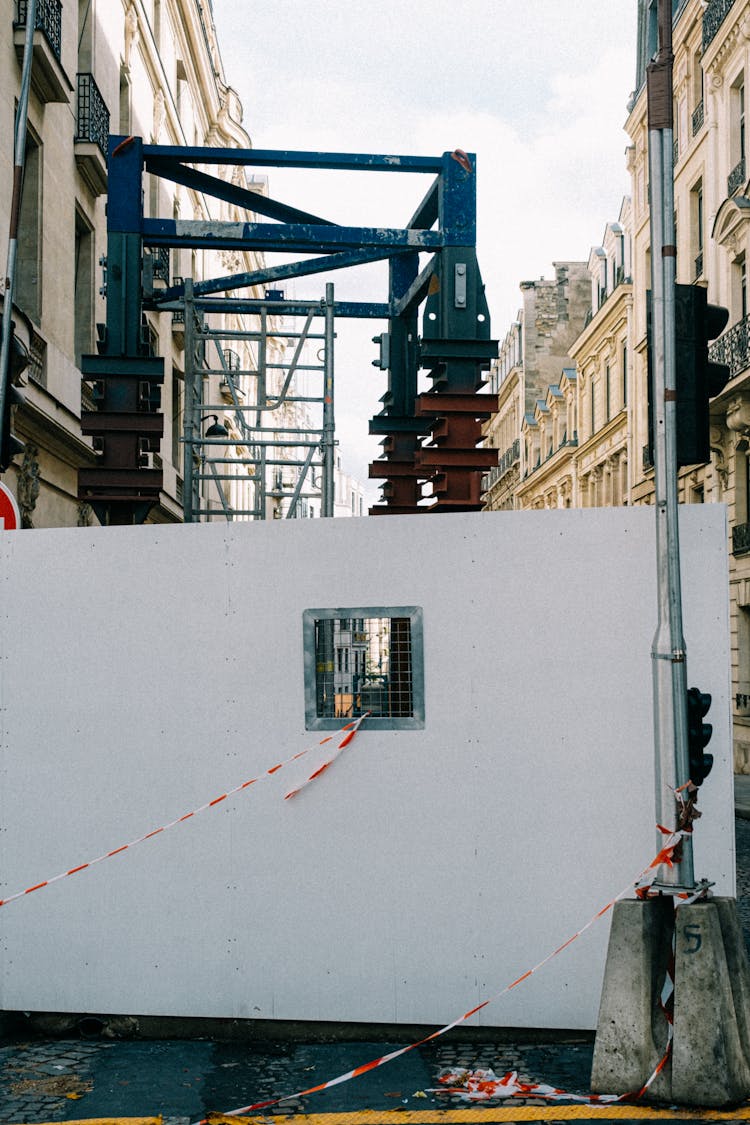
xmin=183 ymin=278 xmax=197 ymax=522
xmin=647 ymin=0 xmax=694 ymax=887
xmin=322 ymin=282 xmax=335 ymax=517
xmin=0 ymin=0 xmax=37 ymax=463
xmin=258 ymin=306 xmax=268 ymax=517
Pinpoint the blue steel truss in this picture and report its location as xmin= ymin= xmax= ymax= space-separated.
xmin=93 ymin=136 xmax=496 ymax=516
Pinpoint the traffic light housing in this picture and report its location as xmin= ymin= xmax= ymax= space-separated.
xmin=0 ymin=324 xmax=29 ymax=472
xmin=372 ymin=331 xmax=391 ymax=371
xmin=646 ymin=285 xmax=730 ymax=467
xmin=686 ymin=686 xmax=714 ymax=787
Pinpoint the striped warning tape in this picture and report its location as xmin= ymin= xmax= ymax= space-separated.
xmin=285 ymin=714 xmax=370 ymax=800
xmin=209 ymin=829 xmax=689 ymax=1119
xmin=0 ymin=714 xmax=368 ymax=909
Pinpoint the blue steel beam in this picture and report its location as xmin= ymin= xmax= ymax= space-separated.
xmin=155 ymin=298 xmax=391 ymax=319
xmin=407 ymin=178 xmax=439 ymax=231
xmin=159 ymin=297 xmax=393 ymax=319
xmin=157 ymin=247 xmax=406 ymax=303
xmin=141 ymin=143 xmax=444 ymax=173
xmin=438 ymin=150 xmax=477 ymax=246
xmin=143 ymin=218 xmax=445 ymax=253
xmin=392 ymin=259 xmax=437 ymax=318
xmin=144 ymin=156 xmax=336 ymax=226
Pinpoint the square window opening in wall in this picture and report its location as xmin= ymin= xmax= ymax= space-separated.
xmin=303 ymin=607 xmax=424 ymax=730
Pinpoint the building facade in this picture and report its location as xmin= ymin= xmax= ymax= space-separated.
xmin=1 ymin=0 xmax=265 ymax=526
xmin=483 ymin=0 xmax=750 ymax=771
xmin=483 ymin=263 xmax=590 ymax=511
xmin=1 ymin=0 xmax=356 ymax=528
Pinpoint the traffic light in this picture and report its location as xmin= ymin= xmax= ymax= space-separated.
xmin=646 ymin=285 xmax=730 ymax=468
xmin=686 ymin=686 xmax=714 ymax=787
xmin=372 ymin=331 xmax=391 ymax=370
xmin=0 ymin=325 xmax=29 ymax=472
xmin=674 ymin=285 xmax=729 ymax=466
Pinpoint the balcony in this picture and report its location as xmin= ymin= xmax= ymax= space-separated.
xmin=14 ymin=0 xmax=71 ymax=103
xmin=733 ymin=522 xmax=750 ymax=555
xmin=709 ymin=313 xmax=750 ymax=379
xmin=728 ymin=157 xmax=746 ymax=197
xmin=74 ymin=73 xmax=109 ymax=196
xmin=703 ymin=0 xmax=739 ymax=51
xmin=481 ymin=438 xmax=520 ymax=492
xmin=692 ymin=100 xmax=705 ymax=136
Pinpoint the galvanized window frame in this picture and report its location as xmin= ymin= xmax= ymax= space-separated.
xmin=303 ymin=606 xmax=425 ymax=731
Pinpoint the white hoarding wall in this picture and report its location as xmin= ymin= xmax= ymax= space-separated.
xmin=0 ymin=507 xmax=734 ymax=1030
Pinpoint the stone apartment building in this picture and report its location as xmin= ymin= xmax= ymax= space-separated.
xmin=482 ymin=262 xmax=590 ymax=511
xmin=482 ymin=0 xmax=750 ymax=772
xmin=0 ymin=0 xmax=285 ymax=528
xmin=508 ymin=201 xmax=634 ymax=513
xmin=629 ymin=0 xmax=750 ymax=771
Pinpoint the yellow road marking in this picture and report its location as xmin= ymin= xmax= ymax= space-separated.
xmin=208 ymin=1106 xmax=750 ymax=1124
xmin=14 ymin=1119 xmax=162 ymax=1125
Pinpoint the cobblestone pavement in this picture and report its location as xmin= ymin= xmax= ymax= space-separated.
xmin=0 ymin=1035 xmax=597 ymax=1124
xmin=0 ymin=817 xmax=747 ymax=1124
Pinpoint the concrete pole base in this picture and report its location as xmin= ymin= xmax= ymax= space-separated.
xmin=591 ymin=896 xmax=750 ymax=1106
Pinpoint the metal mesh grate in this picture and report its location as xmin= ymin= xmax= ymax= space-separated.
xmin=313 ymin=616 xmax=414 ymax=720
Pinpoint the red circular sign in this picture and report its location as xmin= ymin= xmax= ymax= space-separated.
xmin=0 ymin=482 xmax=20 ymax=530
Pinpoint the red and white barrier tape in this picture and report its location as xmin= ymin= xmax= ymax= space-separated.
xmin=432 ymin=897 xmax=684 ymax=1107
xmin=213 ymin=830 xmax=689 ymax=1118
xmin=0 ymin=715 xmax=368 ymax=909
xmin=284 ymin=713 xmax=369 ymax=799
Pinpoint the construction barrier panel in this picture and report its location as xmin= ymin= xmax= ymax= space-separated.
xmin=0 ymin=507 xmax=734 ymax=1029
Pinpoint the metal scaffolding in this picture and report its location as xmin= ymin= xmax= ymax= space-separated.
xmin=81 ymin=138 xmax=495 ymax=523
xmin=175 ymin=281 xmax=336 ymax=522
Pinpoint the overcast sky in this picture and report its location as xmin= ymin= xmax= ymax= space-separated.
xmin=210 ymin=1 xmax=639 ymax=493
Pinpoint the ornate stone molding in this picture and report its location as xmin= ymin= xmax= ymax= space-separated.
xmin=726 ymin=391 xmax=750 ymax=432
xmin=219 ymin=250 xmax=242 ymax=274
xmin=124 ymin=3 xmax=139 ymax=69
xmin=17 ymin=444 xmax=40 ymax=529
xmin=152 ymin=89 xmax=165 ymax=143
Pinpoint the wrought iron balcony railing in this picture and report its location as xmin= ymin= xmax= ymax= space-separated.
xmin=15 ymin=0 xmax=62 ymax=60
xmin=709 ymin=313 xmax=750 ymax=379
xmin=76 ymin=73 xmax=110 ymax=157
xmin=703 ymin=0 xmax=739 ymax=51
xmin=481 ymin=438 xmax=520 ymax=492
xmin=692 ymin=100 xmax=705 ymax=136
xmin=729 ymin=157 xmax=746 ymax=197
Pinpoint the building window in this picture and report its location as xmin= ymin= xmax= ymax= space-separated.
xmin=730 ymin=75 xmax=746 ymax=195
xmin=171 ymin=367 xmax=183 ymax=470
xmin=740 ymin=81 xmax=746 ymax=163
xmin=692 ymin=50 xmax=704 ymax=135
xmin=74 ymin=210 xmax=94 ymax=364
xmin=622 ymin=344 xmax=628 ymax=408
xmin=691 ymin=179 xmax=703 ymax=279
xmin=16 ymin=133 xmax=42 ymax=322
xmin=303 ymin=607 xmax=425 ymax=730
xmin=605 ymin=364 xmax=611 ymax=422
xmin=119 ymin=66 xmax=131 ymax=134
xmin=732 ymin=253 xmax=748 ymax=324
